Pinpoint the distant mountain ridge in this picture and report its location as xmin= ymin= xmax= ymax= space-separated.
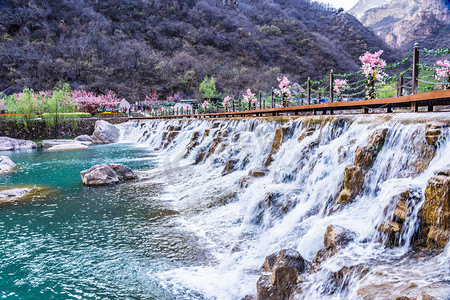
xmin=350 ymin=0 xmax=450 ymax=49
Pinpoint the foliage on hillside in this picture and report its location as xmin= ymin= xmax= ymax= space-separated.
xmin=0 ymin=0 xmax=400 ymax=101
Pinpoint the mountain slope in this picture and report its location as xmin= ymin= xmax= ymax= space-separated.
xmin=0 ymin=0 xmax=399 ymax=101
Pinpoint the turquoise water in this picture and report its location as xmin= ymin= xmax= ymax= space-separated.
xmin=0 ymin=145 xmax=206 ymax=299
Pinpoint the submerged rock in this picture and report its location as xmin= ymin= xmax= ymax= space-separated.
xmin=421 ymin=168 xmax=450 ymax=248
xmin=0 ymin=136 xmax=37 ymax=151
xmin=91 ymin=120 xmax=120 ymax=144
xmin=0 ymin=156 xmax=16 ymax=174
xmin=0 ymin=186 xmax=52 ymax=205
xmin=80 ymin=163 xmax=136 ymax=186
xmin=257 ymin=249 xmax=305 ymax=300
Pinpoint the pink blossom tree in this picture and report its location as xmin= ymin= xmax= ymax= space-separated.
xmin=222 ymin=96 xmax=231 ymax=111
xmin=436 ymin=60 xmax=450 ymax=89
xmin=359 ymin=50 xmax=387 ymax=100
xmin=275 ymin=76 xmax=292 ymax=107
xmin=333 ymin=79 xmax=348 ymax=101
xmin=243 ymin=89 xmax=257 ymax=109
xmin=72 ymin=90 xmax=122 ymax=113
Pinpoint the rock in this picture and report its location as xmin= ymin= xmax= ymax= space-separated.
xmin=193 ymin=151 xmax=206 ymax=165
xmin=201 ymin=129 xmax=210 ymax=142
xmin=249 ymin=168 xmax=269 ymax=178
xmin=161 ymin=131 xmax=180 ymax=149
xmin=45 ymin=143 xmax=89 ymax=152
xmin=336 ymin=128 xmax=388 ymax=205
xmin=311 ymin=225 xmax=355 ymax=272
xmin=222 ymin=159 xmax=239 ymax=176
xmin=206 ymin=136 xmax=222 ymax=158
xmin=327 ymin=265 xmax=369 ymax=294
xmin=0 ymin=186 xmax=52 ymax=205
xmin=262 ymin=249 xmax=305 ymax=274
xmin=75 ymin=134 xmax=94 ymax=144
xmin=239 ymin=176 xmax=250 ymax=188
xmin=91 ymin=120 xmax=120 ymax=144
xmin=264 ymin=126 xmax=290 ymax=167
xmin=421 ymin=168 xmax=450 ymax=248
xmin=184 ymin=132 xmax=201 ymax=157
xmin=324 ymin=225 xmax=354 ymax=250
xmin=297 ymin=127 xmax=315 ymax=143
xmin=0 ymin=136 xmax=37 ymax=151
xmin=41 ymin=139 xmax=79 ymax=148
xmin=377 ymin=189 xmax=421 ymax=248
xmin=354 ymin=128 xmax=388 ymax=169
xmin=0 ymin=156 xmax=16 ymax=174
xmin=167 ymin=125 xmax=182 ymax=131
xmin=425 ymin=122 xmax=445 ymax=146
xmin=80 ymin=163 xmax=136 ymax=186
xmin=0 ymin=188 xmax=32 ymax=204
xmin=256 ymin=275 xmax=276 ymax=300
xmin=257 ymin=249 xmax=305 ymax=300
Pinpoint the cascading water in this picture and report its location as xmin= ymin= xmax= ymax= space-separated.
xmin=117 ymin=113 xmax=450 ymax=300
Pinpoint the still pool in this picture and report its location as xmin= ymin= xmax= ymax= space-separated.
xmin=0 ymin=144 xmax=206 ymax=299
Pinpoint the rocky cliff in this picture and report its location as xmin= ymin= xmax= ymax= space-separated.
xmin=354 ymin=0 xmax=450 ymax=49
xmin=348 ymin=0 xmax=390 ymax=19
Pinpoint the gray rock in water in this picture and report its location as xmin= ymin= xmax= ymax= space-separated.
xmin=75 ymin=135 xmax=94 ymax=144
xmin=80 ymin=163 xmax=136 ymax=186
xmin=41 ymin=139 xmax=81 ymax=148
xmin=45 ymin=143 xmax=89 ymax=152
xmin=91 ymin=120 xmax=120 ymax=144
xmin=0 ymin=137 xmax=37 ymax=151
xmin=0 ymin=156 xmax=16 ymax=174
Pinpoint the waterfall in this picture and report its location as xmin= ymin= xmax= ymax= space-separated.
xmin=117 ymin=113 xmax=450 ymax=299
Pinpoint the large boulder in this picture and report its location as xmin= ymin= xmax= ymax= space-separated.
xmin=80 ymin=163 xmax=136 ymax=186
xmin=91 ymin=120 xmax=120 ymax=144
xmin=420 ymin=168 xmax=450 ymax=248
xmin=257 ymin=249 xmax=305 ymax=300
xmin=0 ymin=156 xmax=16 ymax=174
xmin=0 ymin=137 xmax=37 ymax=151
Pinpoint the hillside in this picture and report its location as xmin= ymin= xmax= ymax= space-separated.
xmin=0 ymin=0 xmax=400 ymax=101
xmin=351 ymin=0 xmax=450 ymax=49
